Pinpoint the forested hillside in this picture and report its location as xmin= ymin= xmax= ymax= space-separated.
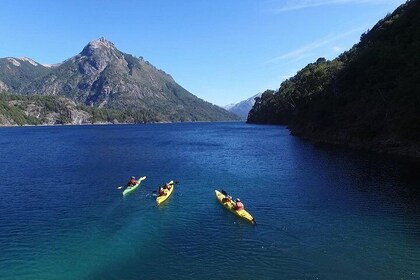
xmin=0 ymin=92 xmax=166 ymax=125
xmin=248 ymin=0 xmax=420 ymax=157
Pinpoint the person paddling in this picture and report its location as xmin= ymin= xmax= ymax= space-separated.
xmin=233 ymin=198 xmax=244 ymax=210
xmin=158 ymin=186 xmax=166 ymax=196
xmin=164 ymin=182 xmax=173 ymax=190
xmin=127 ymin=176 xmax=137 ymax=187
xmin=157 ymin=181 xmax=174 ymax=196
xmin=222 ymin=195 xmax=232 ymax=203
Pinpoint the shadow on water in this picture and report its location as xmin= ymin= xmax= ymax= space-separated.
xmin=301 ymin=139 xmax=420 ymax=203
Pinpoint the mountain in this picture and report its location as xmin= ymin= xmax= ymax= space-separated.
xmin=247 ymin=0 xmax=420 ymax=158
xmin=0 ymin=57 xmax=51 ymax=93
xmin=0 ymin=38 xmax=238 ymax=123
xmin=224 ymin=93 xmax=261 ymax=119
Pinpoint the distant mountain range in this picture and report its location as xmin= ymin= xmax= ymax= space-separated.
xmin=0 ymin=38 xmax=238 ymax=124
xmin=224 ymin=93 xmax=261 ymax=119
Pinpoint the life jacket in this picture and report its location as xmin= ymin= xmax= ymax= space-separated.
xmin=129 ymin=179 xmax=136 ymax=186
xmin=236 ymin=201 xmax=244 ymax=210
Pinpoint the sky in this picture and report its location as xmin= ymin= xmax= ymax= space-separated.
xmin=0 ymin=0 xmax=407 ymax=106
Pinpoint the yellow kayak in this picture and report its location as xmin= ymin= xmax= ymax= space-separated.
xmin=156 ymin=181 xmax=175 ymax=206
xmin=215 ymin=190 xmax=255 ymax=224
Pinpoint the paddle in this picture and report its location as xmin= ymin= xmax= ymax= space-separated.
xmin=161 ymin=180 xmax=179 ymax=188
xmin=221 ymin=189 xmax=234 ymax=202
xmin=169 ymin=181 xmax=179 ymax=185
xmin=220 ymin=189 xmax=236 ymax=209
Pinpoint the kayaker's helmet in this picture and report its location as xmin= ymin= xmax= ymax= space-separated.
xmin=131 ymin=176 xmax=135 ymax=179
xmin=236 ymin=198 xmax=241 ymax=202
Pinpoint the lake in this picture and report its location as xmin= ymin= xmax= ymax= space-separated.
xmin=0 ymin=122 xmax=419 ymax=280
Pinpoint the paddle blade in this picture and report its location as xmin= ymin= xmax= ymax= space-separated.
xmin=221 ymin=189 xmax=227 ymax=196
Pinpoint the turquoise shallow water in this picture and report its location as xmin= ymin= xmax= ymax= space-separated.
xmin=0 ymin=122 xmax=419 ymax=280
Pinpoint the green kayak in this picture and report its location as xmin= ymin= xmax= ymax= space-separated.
xmin=122 ymin=176 xmax=146 ymax=196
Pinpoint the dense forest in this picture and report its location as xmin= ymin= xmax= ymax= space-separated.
xmin=248 ymin=0 xmax=420 ymax=157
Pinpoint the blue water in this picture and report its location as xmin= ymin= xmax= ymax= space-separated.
xmin=0 ymin=122 xmax=419 ymax=280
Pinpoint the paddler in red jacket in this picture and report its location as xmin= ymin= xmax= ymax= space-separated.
xmin=127 ymin=176 xmax=137 ymax=187
xmin=233 ymin=198 xmax=244 ymax=210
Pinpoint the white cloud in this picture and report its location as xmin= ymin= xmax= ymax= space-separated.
xmin=266 ymin=0 xmax=402 ymax=13
xmin=265 ymin=26 xmax=364 ymax=64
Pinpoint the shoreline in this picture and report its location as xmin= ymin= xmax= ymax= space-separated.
xmin=246 ymin=121 xmax=420 ymax=161
xmin=0 ymin=120 xmax=243 ymax=128
xmin=292 ymin=131 xmax=420 ymax=161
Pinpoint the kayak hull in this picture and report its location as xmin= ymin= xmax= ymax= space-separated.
xmin=156 ymin=180 xmax=175 ymax=206
xmin=215 ymin=190 xmax=255 ymax=224
xmin=122 ymin=176 xmax=146 ymax=196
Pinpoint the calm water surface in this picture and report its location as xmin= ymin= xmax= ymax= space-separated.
xmin=0 ymin=122 xmax=419 ymax=280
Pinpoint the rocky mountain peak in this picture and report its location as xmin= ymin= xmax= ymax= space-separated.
xmin=75 ymin=37 xmax=126 ymax=74
xmin=224 ymin=93 xmax=262 ymax=119
xmin=80 ymin=37 xmax=120 ymax=58
xmin=88 ymin=37 xmax=116 ymax=50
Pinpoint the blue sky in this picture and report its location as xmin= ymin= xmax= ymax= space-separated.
xmin=0 ymin=0 xmax=406 ymax=106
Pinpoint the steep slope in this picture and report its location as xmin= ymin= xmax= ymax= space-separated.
xmin=0 ymin=92 xmax=90 ymax=125
xmin=224 ymin=93 xmax=261 ymax=119
xmin=0 ymin=57 xmax=51 ymax=92
xmin=0 ymin=38 xmax=237 ymax=122
xmin=0 ymin=92 xmax=168 ymax=126
xmin=248 ymin=0 xmax=420 ymax=157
